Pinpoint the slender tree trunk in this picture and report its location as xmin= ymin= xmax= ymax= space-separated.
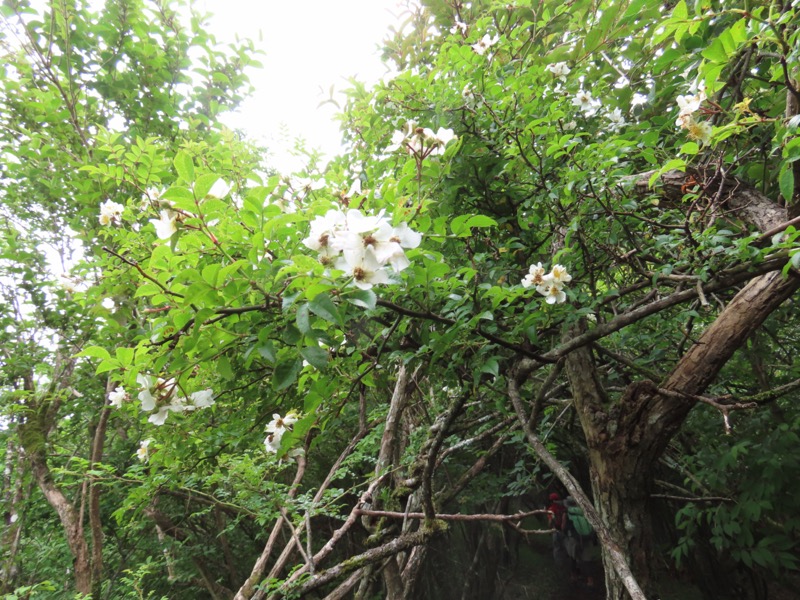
xmin=88 ymin=401 xmax=111 ymax=599
xmin=18 ymin=371 xmax=93 ymax=596
xmin=1 ymin=435 xmax=26 ymax=592
xmin=26 ymin=442 xmax=93 ymax=594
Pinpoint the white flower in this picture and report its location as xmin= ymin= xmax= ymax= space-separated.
xmin=546 ymin=62 xmax=571 ymax=80
xmin=572 ymin=90 xmax=601 ymax=116
xmin=427 ymin=127 xmax=457 ymax=155
xmin=148 ymin=407 xmax=173 ymax=426
xmin=523 ymin=263 xmax=572 ymax=304
xmin=343 ymin=208 xmax=383 ymax=234
xmin=206 ymin=179 xmax=230 ymax=199
xmin=388 ymin=222 xmax=422 ymax=250
xmin=99 ymin=200 xmax=124 ymax=226
xmin=137 ymin=439 xmax=153 ymax=462
xmin=463 ymin=84 xmax=477 ymax=107
xmin=303 ymin=208 xmax=419 ymax=284
xmin=136 ymin=374 xmax=176 ymax=413
xmin=346 ymin=178 xmax=362 ymax=198
xmin=303 ymin=209 xmax=347 ymax=262
xmin=265 ymin=412 xmax=299 ymax=453
xmin=293 ymin=177 xmax=325 ymax=195
xmin=521 ymin=262 xmax=546 ymax=288
xmin=675 ymin=87 xmax=706 ymax=119
xmin=472 ymin=33 xmax=499 ymax=55
xmin=264 ymin=431 xmax=283 ymax=453
xmin=537 ymin=282 xmax=567 ymax=304
xmin=546 ymin=264 xmax=572 ymax=285
xmin=136 ymin=375 xmax=158 ymax=411
xmin=686 ymin=118 xmax=712 ymax=145
xmin=368 ymin=225 xmax=408 ymax=271
xmin=386 ymin=129 xmax=408 ymax=153
xmin=266 ymin=411 xmax=299 ymax=433
xmin=189 ymin=389 xmax=215 ymax=408
xmin=141 ymin=187 xmax=165 ymax=209
xmin=101 ymin=297 xmax=115 ymax=310
xmin=450 ymin=20 xmax=467 ymax=35
xmin=386 ymin=121 xmax=455 ymax=158
xmin=563 ymin=120 xmax=577 ymax=131
xmin=606 ymin=107 xmax=626 ymax=131
xmin=59 ymin=275 xmax=78 ymax=293
xmin=108 ymin=386 xmax=127 ymax=408
xmin=335 ymin=248 xmax=391 ymax=290
xmin=150 ymin=210 xmax=177 ymax=239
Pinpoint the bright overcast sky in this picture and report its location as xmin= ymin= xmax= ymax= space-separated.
xmin=199 ymin=0 xmax=406 ymax=171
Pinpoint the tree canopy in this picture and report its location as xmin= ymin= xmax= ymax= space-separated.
xmin=1 ymin=0 xmax=800 ymax=599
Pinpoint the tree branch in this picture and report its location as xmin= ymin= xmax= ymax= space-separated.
xmin=356 ymin=508 xmax=549 ymax=525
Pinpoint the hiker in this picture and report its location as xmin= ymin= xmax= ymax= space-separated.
xmin=563 ymin=496 xmax=596 ymax=586
xmin=546 ymin=492 xmax=568 ymax=566
xmin=546 ymin=492 xmax=566 ymax=531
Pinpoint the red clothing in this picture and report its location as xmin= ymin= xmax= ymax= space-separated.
xmin=547 ymin=499 xmax=566 ymax=530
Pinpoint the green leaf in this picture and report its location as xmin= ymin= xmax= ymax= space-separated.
xmin=273 ymin=358 xmax=302 ymax=391
xmin=451 ymin=213 xmax=496 ymax=236
xmin=779 ymin=163 xmax=795 ymax=204
xmin=309 ymin=293 xmax=343 ymax=326
xmin=96 ymin=359 xmax=120 ymax=374
xmin=217 ymin=355 xmax=234 ymax=380
xmin=282 ymin=324 xmax=302 ymax=345
xmin=194 ymin=173 xmax=221 ymax=199
xmin=464 ymin=215 xmax=498 ymax=229
xmin=174 ymin=151 xmax=195 ymax=183
xmin=173 ymin=309 xmax=194 ymax=331
xmin=451 ymin=214 xmax=470 ymax=236
xmin=115 ymin=347 xmax=134 ymax=366
xmin=480 ymin=357 xmax=499 ymax=377
xmin=258 ymin=343 xmax=276 ymax=364
xmin=672 ymin=0 xmax=687 ymax=19
xmin=344 ymin=288 xmax=377 ymax=310
xmin=282 ymin=291 xmax=301 ymax=311
xmin=296 ymin=303 xmax=311 ymax=333
xmin=583 ymin=26 xmax=603 ymax=53
xmin=76 ymin=346 xmax=111 ymax=361
xmin=300 ymin=346 xmax=329 ymax=370
xmin=201 ymin=264 xmax=221 ymax=287
xmin=162 ymin=186 xmax=194 ymax=202
xmin=161 ymin=186 xmax=196 ymax=212
xmin=701 ymin=37 xmax=728 ymax=64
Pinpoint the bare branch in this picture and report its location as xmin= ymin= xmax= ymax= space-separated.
xmin=356 ymin=508 xmax=550 ymax=525
xmin=285 ymin=529 xmax=437 ymax=598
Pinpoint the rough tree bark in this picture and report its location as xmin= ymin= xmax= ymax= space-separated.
xmin=562 ymin=172 xmax=797 ymax=599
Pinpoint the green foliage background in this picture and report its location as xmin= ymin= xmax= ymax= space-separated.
xmin=1 ymin=0 xmax=799 ymax=598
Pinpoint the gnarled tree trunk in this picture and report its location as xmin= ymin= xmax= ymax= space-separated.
xmin=562 ymin=173 xmax=797 ymax=599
